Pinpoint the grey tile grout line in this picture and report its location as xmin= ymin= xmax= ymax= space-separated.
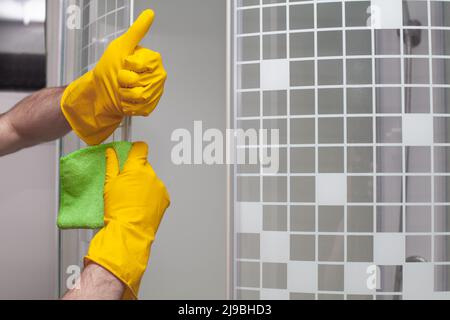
xmin=400 ymin=0 xmax=406 ymax=298
xmin=236 ymin=113 xmax=450 ymax=120
xmin=235 ymin=144 xmax=450 ymax=151
xmin=427 ymin=0 xmax=436 ymax=281
xmin=259 ymin=0 xmax=264 ymax=296
xmin=237 ymin=83 xmax=450 ymax=92
xmin=232 ymin=201 xmax=450 ymax=207
xmin=233 ymin=0 xmax=239 ymax=300
xmin=236 ymin=54 xmax=450 ymax=63
xmin=312 ymin=0 xmax=319 ymax=300
xmin=237 ymin=28 xmax=450 ymax=39
xmin=342 ymin=0 xmax=348 ymax=300
xmin=286 ymin=0 xmax=292 ymax=300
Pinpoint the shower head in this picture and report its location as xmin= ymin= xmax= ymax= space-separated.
xmin=403 ymin=0 xmax=412 ymax=24
xmin=400 ymin=1 xmax=422 ymax=48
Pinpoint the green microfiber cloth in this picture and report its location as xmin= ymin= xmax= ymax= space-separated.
xmin=57 ymin=141 xmax=132 ymax=230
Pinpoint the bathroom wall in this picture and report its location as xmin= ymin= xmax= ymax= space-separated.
xmin=0 ymin=21 xmax=45 ymax=54
xmin=133 ymin=0 xmax=228 ymax=299
xmin=0 ymin=91 xmax=58 ymax=299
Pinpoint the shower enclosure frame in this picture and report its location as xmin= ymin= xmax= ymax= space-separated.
xmin=46 ymin=0 xmax=65 ymax=299
xmin=48 ymin=0 xmax=135 ymax=298
xmin=226 ymin=0 xmax=234 ymax=301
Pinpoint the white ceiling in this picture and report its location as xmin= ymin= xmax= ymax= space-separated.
xmin=0 ymin=0 xmax=45 ymax=25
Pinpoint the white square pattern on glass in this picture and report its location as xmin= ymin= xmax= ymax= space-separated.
xmin=288 ymin=261 xmax=318 ymax=293
xmin=261 ymin=59 xmax=290 ymax=90
xmin=403 ymin=114 xmax=433 ymax=146
xmin=261 ymin=232 xmax=290 ymax=262
xmin=316 ymin=174 xmax=347 ymax=205
xmin=236 ymin=202 xmax=263 ymax=233
xmin=234 ymin=0 xmax=450 ymax=300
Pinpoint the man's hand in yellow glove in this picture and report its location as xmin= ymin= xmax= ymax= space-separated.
xmin=61 ymin=10 xmax=167 ymax=145
xmin=85 ymin=142 xmax=170 ymax=299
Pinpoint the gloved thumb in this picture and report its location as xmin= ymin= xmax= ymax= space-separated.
xmin=124 ymin=142 xmax=149 ymax=170
xmin=120 ymin=9 xmax=155 ymax=53
xmin=105 ymin=148 xmax=120 ymax=183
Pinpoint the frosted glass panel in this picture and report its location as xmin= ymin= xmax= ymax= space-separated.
xmin=233 ymin=0 xmax=450 ymax=300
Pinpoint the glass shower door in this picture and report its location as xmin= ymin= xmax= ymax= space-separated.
xmin=58 ymin=0 xmax=133 ymax=297
xmin=233 ymin=0 xmax=450 ymax=300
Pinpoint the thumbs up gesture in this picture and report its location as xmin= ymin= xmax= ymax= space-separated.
xmin=61 ymin=10 xmax=167 ymax=146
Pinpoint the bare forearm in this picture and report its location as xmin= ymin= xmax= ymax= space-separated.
xmin=0 ymin=87 xmax=71 ymax=156
xmin=63 ymin=263 xmax=125 ymax=300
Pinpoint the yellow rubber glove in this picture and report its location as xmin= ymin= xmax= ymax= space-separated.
xmin=85 ymin=142 xmax=170 ymax=300
xmin=61 ymin=10 xmax=167 ymax=146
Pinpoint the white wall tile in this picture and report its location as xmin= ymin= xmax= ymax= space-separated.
xmin=236 ymin=202 xmax=263 ymax=233
xmin=403 ymin=114 xmax=433 ymax=146
xmin=316 ymin=174 xmax=347 ymax=205
xmin=261 ymin=232 xmax=289 ymax=262
xmin=261 ymin=59 xmax=289 ymax=90
xmin=370 ymin=0 xmax=403 ymax=29
xmin=345 ymin=263 xmax=377 ymax=295
xmin=374 ymin=234 xmax=405 ymax=265
xmin=433 ymin=292 xmax=450 ymax=300
xmin=288 ymin=261 xmax=317 ymax=293
xmin=403 ymin=263 xmax=433 ymax=300
xmin=260 ymin=289 xmax=289 ymax=300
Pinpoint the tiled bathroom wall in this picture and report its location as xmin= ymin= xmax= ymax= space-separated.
xmin=234 ymin=0 xmax=450 ymax=300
